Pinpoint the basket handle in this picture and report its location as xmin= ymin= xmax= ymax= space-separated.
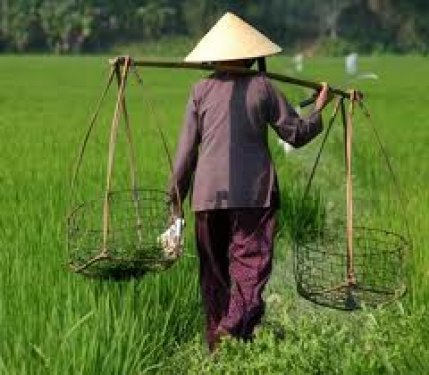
xmin=130 ymin=64 xmax=184 ymax=219
xmin=101 ymin=57 xmax=132 ymax=254
xmin=67 ymin=66 xmax=116 ymax=219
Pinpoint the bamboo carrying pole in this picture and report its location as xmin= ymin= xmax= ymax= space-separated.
xmin=109 ymin=56 xmax=362 ymax=100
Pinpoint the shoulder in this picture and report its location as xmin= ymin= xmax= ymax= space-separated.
xmin=192 ymin=76 xmax=211 ymax=90
xmin=247 ymin=73 xmax=281 ymax=103
xmin=187 ymin=76 xmax=216 ymax=105
xmin=253 ymin=73 xmax=277 ymax=94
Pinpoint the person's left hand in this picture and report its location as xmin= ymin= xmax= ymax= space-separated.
xmin=314 ymin=82 xmax=334 ymax=111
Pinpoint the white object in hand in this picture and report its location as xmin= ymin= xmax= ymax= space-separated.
xmin=158 ymin=218 xmax=185 ymax=259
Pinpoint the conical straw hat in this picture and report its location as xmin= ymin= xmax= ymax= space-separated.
xmin=184 ymin=12 xmax=282 ymax=62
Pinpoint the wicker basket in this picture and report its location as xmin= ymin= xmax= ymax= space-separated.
xmin=67 ymin=189 xmax=183 ymax=279
xmin=294 ymin=225 xmax=408 ymax=310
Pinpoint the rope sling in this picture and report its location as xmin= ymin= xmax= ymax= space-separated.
xmin=67 ymin=57 xmax=184 ymax=279
xmin=296 ymin=91 xmax=410 ymax=310
xmin=66 ymin=57 xmax=410 ymax=310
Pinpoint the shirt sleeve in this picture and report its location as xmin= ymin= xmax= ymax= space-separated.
xmin=264 ymin=78 xmax=323 ymax=148
xmin=169 ymin=88 xmax=200 ymax=209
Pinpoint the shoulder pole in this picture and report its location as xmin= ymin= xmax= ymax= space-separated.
xmin=109 ymin=56 xmax=362 ymax=100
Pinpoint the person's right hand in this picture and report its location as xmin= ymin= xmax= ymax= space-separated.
xmin=314 ymin=82 xmax=334 ymax=111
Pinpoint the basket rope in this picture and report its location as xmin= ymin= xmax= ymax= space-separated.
xmin=358 ymin=100 xmax=411 ymax=241
xmin=101 ymin=57 xmax=132 ymax=260
xmin=345 ymin=91 xmax=356 ymax=287
xmin=68 ymin=65 xmax=116 ymax=214
xmin=297 ymin=89 xmax=409 ymax=309
xmin=113 ymin=62 xmax=144 ymax=245
xmin=67 ymin=56 xmax=183 ymax=275
xmin=130 ymin=64 xmax=182 ymax=216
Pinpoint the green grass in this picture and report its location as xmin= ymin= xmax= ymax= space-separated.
xmin=0 ymin=55 xmax=428 ymax=374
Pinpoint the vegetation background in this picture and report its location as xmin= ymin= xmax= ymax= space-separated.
xmin=1 ymin=0 xmax=429 ymax=55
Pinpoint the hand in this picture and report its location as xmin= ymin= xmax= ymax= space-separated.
xmin=314 ymin=82 xmax=334 ymax=111
xmin=168 ymin=200 xmax=182 ymax=224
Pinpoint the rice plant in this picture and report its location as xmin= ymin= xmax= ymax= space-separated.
xmin=0 ymin=55 xmax=428 ymax=374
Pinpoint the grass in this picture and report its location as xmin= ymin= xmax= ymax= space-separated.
xmin=0 ymin=54 xmax=428 ymax=374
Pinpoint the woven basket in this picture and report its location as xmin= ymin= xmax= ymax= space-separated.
xmin=67 ymin=189 xmax=183 ymax=279
xmin=294 ymin=225 xmax=408 ymax=310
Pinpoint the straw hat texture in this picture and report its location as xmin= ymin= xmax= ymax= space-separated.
xmin=184 ymin=12 xmax=282 ymax=62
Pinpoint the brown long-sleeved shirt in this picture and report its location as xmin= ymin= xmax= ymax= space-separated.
xmin=170 ymin=72 xmax=323 ymax=212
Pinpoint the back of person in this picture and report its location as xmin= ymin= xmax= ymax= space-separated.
xmin=192 ymin=72 xmax=275 ymax=211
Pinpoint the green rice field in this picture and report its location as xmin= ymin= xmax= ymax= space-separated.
xmin=0 ymin=55 xmax=428 ymax=374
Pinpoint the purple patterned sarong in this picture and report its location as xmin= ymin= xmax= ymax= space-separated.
xmin=195 ymin=207 xmax=276 ymax=350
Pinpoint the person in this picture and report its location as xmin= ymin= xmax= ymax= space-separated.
xmin=169 ymin=12 xmax=332 ymax=351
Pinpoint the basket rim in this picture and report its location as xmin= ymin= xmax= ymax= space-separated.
xmin=294 ymin=225 xmax=410 ymax=247
xmin=293 ymin=224 xmax=409 ymax=310
xmin=296 ymin=282 xmax=407 ymax=311
xmin=67 ymin=188 xmax=173 ymax=218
